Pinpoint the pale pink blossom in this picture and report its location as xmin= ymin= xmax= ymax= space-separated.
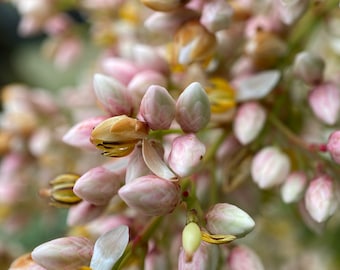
xmin=327 ymin=130 xmax=340 ymax=164
xmin=118 ymin=174 xmax=180 ymax=216
xmin=251 ymin=146 xmax=291 ymax=189
xmin=281 ymin=171 xmax=307 ymax=203
xmin=304 ymin=175 xmax=337 ymax=223
xmin=67 ymin=201 xmax=107 ymax=226
xmin=308 ymin=82 xmax=340 ymax=125
xmin=227 ymin=245 xmax=264 ymax=270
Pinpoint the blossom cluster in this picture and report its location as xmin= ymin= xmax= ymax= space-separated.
xmin=2 ymin=0 xmax=340 ymax=269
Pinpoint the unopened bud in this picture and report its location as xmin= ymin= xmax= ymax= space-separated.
xmin=62 ymin=116 xmax=108 ymax=150
xmin=176 ymin=82 xmax=211 ymax=133
xmin=139 ymin=85 xmax=176 ymax=130
xmin=200 ymin=0 xmax=233 ymax=32
xmin=93 ymin=73 xmax=132 ymax=116
xmin=233 ymin=101 xmax=266 ymax=145
xmin=73 ymin=166 xmax=122 ymax=205
xmin=276 ymin=0 xmax=309 ymax=25
xmin=293 ymin=51 xmax=325 ymax=85
xmin=205 ymin=203 xmax=255 ymax=237
xmin=67 ymin=201 xmax=107 ymax=226
xmin=31 ymin=236 xmax=93 ymax=270
xmin=251 ymin=146 xmax=291 ymax=189
xmin=118 ymin=175 xmax=180 ymax=216
xmin=308 ymin=82 xmax=340 ymax=125
xmin=90 ymin=115 xmax=149 ymax=157
xmin=280 ymin=171 xmax=307 ymax=203
xmin=167 ymin=134 xmax=206 ymax=177
xmin=173 ymin=21 xmax=216 ymax=65
xmin=327 ymin=130 xmax=340 ymax=164
xmin=304 ymin=175 xmax=337 ymax=223
xmin=228 ymin=245 xmax=264 ymax=270
xmin=245 ymin=31 xmax=287 ymax=69
xmin=182 ymin=222 xmax=202 ymax=261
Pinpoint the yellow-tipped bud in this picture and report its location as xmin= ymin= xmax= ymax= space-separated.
xmin=40 ymin=174 xmax=82 ymax=208
xmin=182 ymin=222 xmax=202 ymax=262
xmin=90 ymin=115 xmax=149 ymax=157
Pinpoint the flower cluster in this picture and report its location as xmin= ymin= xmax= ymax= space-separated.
xmin=2 ymin=0 xmax=340 ymax=269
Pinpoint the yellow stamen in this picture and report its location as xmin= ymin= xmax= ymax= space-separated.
xmin=201 ymin=231 xmax=236 ymax=244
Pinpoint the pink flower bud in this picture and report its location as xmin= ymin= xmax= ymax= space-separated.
xmin=31 ymin=236 xmax=93 ymax=270
xmin=233 ymin=101 xmax=266 ymax=145
xmin=327 ymin=130 xmax=340 ymax=164
xmin=118 ymin=175 xmax=180 ymax=216
xmin=73 ymin=166 xmax=122 ymax=205
xmin=304 ymin=175 xmax=337 ymax=223
xmin=205 ymin=203 xmax=255 ymax=237
xmin=93 ymin=73 xmax=133 ymax=116
xmin=280 ymin=172 xmax=307 ymax=203
xmin=100 ymin=57 xmax=140 ymax=86
xmin=200 ymin=0 xmax=233 ymax=32
xmin=176 ymin=82 xmax=211 ymax=133
xmin=227 ymin=245 xmax=264 ymax=270
xmin=127 ymin=70 xmax=167 ymax=110
xmin=178 ymin=242 xmax=218 ymax=270
xmin=251 ymin=146 xmax=291 ymax=189
xmin=308 ymin=82 xmax=340 ymax=125
xmin=67 ymin=201 xmax=107 ymax=226
xmin=293 ymin=51 xmax=325 ymax=85
xmin=167 ymin=134 xmax=206 ymax=177
xmin=62 ymin=116 xmax=108 ymax=150
xmin=131 ymin=44 xmax=169 ymax=74
xmin=139 ymin=85 xmax=176 ymax=130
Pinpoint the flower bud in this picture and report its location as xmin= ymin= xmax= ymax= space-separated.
xmin=173 ymin=21 xmax=216 ymax=65
xmin=251 ymin=146 xmax=291 ymax=189
xmin=67 ymin=201 xmax=107 ymax=226
xmin=141 ymin=0 xmax=190 ymax=11
xmin=327 ymin=130 xmax=340 ymax=164
xmin=93 ymin=73 xmax=133 ymax=116
xmin=292 ymin=51 xmax=325 ymax=85
xmin=127 ymin=70 xmax=167 ymax=110
xmin=90 ymin=115 xmax=149 ymax=157
xmin=176 ymin=82 xmax=211 ymax=133
xmin=200 ymin=0 xmax=233 ymax=32
xmin=233 ymin=101 xmax=266 ymax=145
xmin=73 ymin=166 xmax=122 ymax=205
xmin=178 ymin=242 xmax=218 ymax=270
xmin=90 ymin=225 xmax=129 ymax=270
xmin=118 ymin=175 xmax=180 ymax=216
xmin=167 ymin=134 xmax=206 ymax=177
xmin=31 ymin=236 xmax=93 ymax=270
xmin=308 ymin=82 xmax=340 ymax=125
xmin=227 ymin=245 xmax=264 ymax=270
xmin=139 ymin=85 xmax=176 ymax=130
xmin=304 ymin=175 xmax=337 ymax=223
xmin=182 ymin=222 xmax=201 ymax=261
xmin=205 ymin=203 xmax=255 ymax=237
xmin=281 ymin=171 xmax=307 ymax=203
xmin=100 ymin=58 xmax=139 ymax=86
xmin=62 ymin=116 xmax=108 ymax=150
xmin=245 ymin=31 xmax=287 ymax=69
